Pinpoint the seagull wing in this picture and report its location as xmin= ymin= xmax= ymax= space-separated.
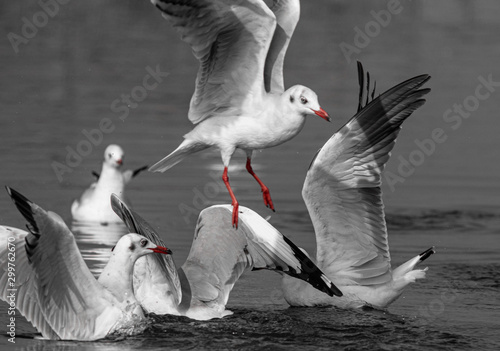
xmin=122 ymin=165 xmax=149 ymax=184
xmin=302 ymin=73 xmax=431 ymax=286
xmin=180 ymin=205 xmax=341 ymax=312
xmin=5 ymin=188 xmax=123 ymax=340
xmin=0 ymin=226 xmax=59 ymax=339
xmin=264 ymin=0 xmax=300 ymax=93
xmin=110 ymin=194 xmax=182 ymax=311
xmin=152 ymin=0 xmax=277 ymax=123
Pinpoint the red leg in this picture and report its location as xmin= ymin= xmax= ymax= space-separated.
xmin=245 ymin=158 xmax=275 ymax=212
xmin=222 ymin=167 xmax=239 ymax=228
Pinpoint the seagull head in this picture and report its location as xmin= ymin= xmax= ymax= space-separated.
xmin=104 ymin=144 xmax=125 ymax=168
xmin=287 ymin=85 xmax=331 ymax=122
xmin=111 ymin=233 xmax=172 ymax=259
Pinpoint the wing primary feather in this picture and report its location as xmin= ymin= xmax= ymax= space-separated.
xmin=6 ymin=187 xmax=42 ymax=263
xmin=110 ymin=194 xmax=182 ymax=305
xmin=365 ymin=71 xmax=371 ymax=107
xmin=357 ymin=61 xmax=364 ymax=113
xmin=356 ymin=61 xmax=378 ymax=113
xmin=419 ymin=247 xmax=436 ymax=262
xmin=92 ymin=170 xmax=100 ymax=180
xmin=111 ymin=194 xmax=165 ymax=247
xmin=6 ymin=187 xmax=39 ymax=233
xmin=281 ymin=235 xmax=342 ymax=297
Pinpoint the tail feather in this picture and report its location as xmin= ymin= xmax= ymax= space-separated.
xmin=392 ymin=246 xmax=435 ymax=279
xmin=149 ymin=140 xmax=209 ymax=173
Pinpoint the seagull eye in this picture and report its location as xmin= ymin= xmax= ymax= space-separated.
xmin=300 ymin=96 xmax=308 ymax=104
xmin=140 ymin=239 xmax=148 ymax=247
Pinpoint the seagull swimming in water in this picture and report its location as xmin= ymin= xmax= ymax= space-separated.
xmin=71 ymin=144 xmax=147 ymax=224
xmin=230 ymin=64 xmax=435 ymax=309
xmin=148 ymin=0 xmax=330 ymax=228
xmin=0 ymin=187 xmax=171 ymax=341
xmin=110 ymin=194 xmax=341 ymax=320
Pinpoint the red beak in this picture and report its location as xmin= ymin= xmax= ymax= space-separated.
xmin=312 ymin=107 xmax=331 ymax=122
xmin=117 ymin=159 xmax=123 ymax=165
xmin=149 ymin=246 xmax=172 ymax=255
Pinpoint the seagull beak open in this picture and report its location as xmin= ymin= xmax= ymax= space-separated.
xmin=149 ymin=245 xmax=172 ymax=255
xmin=312 ymin=107 xmax=331 ymax=122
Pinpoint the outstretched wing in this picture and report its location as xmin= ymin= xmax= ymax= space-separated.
xmin=152 ymin=0 xmax=276 ymax=123
xmin=110 ymin=194 xmax=182 ymax=313
xmin=263 ymin=0 xmax=300 ymax=93
xmin=0 ymin=226 xmax=59 ymax=339
xmin=122 ymin=165 xmax=148 ymax=183
xmin=180 ymin=205 xmax=341 ymax=313
xmin=4 ymin=188 xmax=122 ymax=340
xmin=303 ymin=72 xmax=431 ymax=286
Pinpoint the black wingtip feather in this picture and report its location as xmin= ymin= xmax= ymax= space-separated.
xmin=92 ymin=170 xmax=100 ymax=180
xmin=357 ymin=61 xmax=364 ymax=113
xmin=6 ymin=186 xmax=41 ymax=263
xmin=281 ymin=235 xmax=343 ymax=297
xmin=132 ymin=165 xmax=148 ymax=178
xmin=6 ymin=186 xmax=39 ymax=233
xmin=419 ymin=247 xmax=436 ymax=262
xmin=356 ymin=61 xmax=378 ymax=113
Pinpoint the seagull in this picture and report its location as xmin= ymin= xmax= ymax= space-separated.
xmin=148 ymin=0 xmax=330 ymax=228
xmin=71 ymin=144 xmax=147 ymax=224
xmin=0 ymin=187 xmax=171 ymax=341
xmin=232 ymin=64 xmax=435 ymax=309
xmin=110 ymin=194 xmax=342 ymax=320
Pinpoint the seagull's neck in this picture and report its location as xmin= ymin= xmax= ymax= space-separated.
xmin=96 ymin=162 xmax=125 ymax=192
xmin=101 ymin=162 xmax=122 ymax=178
xmin=98 ymin=250 xmax=138 ymax=303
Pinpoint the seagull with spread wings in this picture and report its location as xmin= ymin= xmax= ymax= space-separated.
xmin=148 ymin=0 xmax=330 ymax=228
xmin=233 ymin=65 xmax=435 ymax=309
xmin=110 ymin=194 xmax=342 ymax=320
xmin=0 ymin=187 xmax=171 ymax=340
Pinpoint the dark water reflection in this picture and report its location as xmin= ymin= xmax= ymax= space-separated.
xmin=1 ymin=0 xmax=500 ymax=350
